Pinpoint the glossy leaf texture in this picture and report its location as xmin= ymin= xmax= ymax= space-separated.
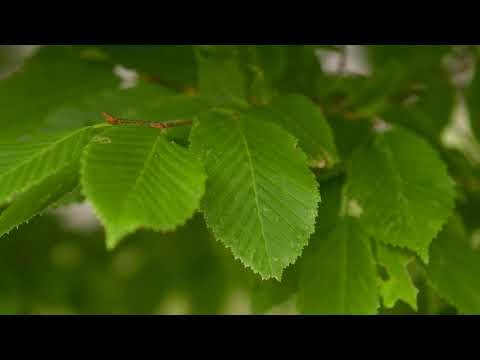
xmin=347 ymin=125 xmax=455 ymax=262
xmin=81 ymin=126 xmax=206 ymax=249
xmin=190 ymin=109 xmax=320 ymax=280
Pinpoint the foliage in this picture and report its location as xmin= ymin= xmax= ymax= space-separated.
xmin=0 ymin=45 xmax=479 ymax=315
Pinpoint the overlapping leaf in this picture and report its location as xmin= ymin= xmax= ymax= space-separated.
xmin=82 ymin=126 xmax=206 ymax=249
xmin=190 ymin=109 xmax=320 ymax=280
xmin=0 ymin=126 xmax=95 ymax=206
xmin=347 ymin=125 xmax=455 ymax=262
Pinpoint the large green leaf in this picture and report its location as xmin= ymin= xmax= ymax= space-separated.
xmin=298 ymin=217 xmax=379 ymax=315
xmin=427 ymin=216 xmax=480 ymax=314
xmin=190 ymin=109 xmax=320 ymax=280
xmin=0 ymin=165 xmax=78 ymax=238
xmin=81 ymin=125 xmax=206 ymax=249
xmin=0 ymin=46 xmax=118 ymax=140
xmin=0 ymin=126 xmax=95 ymax=206
xmin=264 ymin=94 xmax=339 ymax=167
xmin=377 ymin=243 xmax=418 ymax=311
xmin=347 ymin=125 xmax=455 ymax=262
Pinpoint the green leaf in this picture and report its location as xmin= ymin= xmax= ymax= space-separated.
xmin=347 ymin=125 xmax=455 ymax=262
xmin=298 ymin=217 xmax=379 ymax=315
xmin=264 ymin=94 xmax=339 ymax=167
xmin=195 ymin=45 xmax=249 ymax=108
xmin=0 ymin=165 xmax=78 ymax=238
xmin=190 ymin=109 xmax=320 ymax=280
xmin=427 ymin=216 xmax=480 ymax=314
xmin=0 ymin=126 xmax=96 ymax=206
xmin=377 ymin=243 xmax=418 ymax=311
xmin=0 ymin=46 xmax=118 ymax=140
xmin=81 ymin=126 xmax=206 ymax=249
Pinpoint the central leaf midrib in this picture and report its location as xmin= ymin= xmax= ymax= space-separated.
xmin=378 ymin=138 xmax=415 ymax=240
xmin=234 ymin=118 xmax=274 ymax=275
xmin=116 ymin=133 xmax=163 ymax=227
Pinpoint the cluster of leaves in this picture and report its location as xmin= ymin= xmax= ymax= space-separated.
xmin=0 ymin=45 xmax=479 ymax=314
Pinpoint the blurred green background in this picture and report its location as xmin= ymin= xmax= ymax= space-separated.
xmin=0 ymin=45 xmax=478 ymax=315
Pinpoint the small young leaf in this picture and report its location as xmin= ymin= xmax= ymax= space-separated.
xmin=0 ymin=126 xmax=95 ymax=206
xmin=0 ymin=165 xmax=78 ymax=238
xmin=377 ymin=243 xmax=419 ymax=311
xmin=82 ymin=126 xmax=206 ymax=249
xmin=427 ymin=216 xmax=480 ymax=314
xmin=298 ymin=217 xmax=379 ymax=315
xmin=190 ymin=109 xmax=320 ymax=280
xmin=347 ymin=125 xmax=455 ymax=262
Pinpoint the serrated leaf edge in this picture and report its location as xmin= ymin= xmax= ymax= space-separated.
xmin=80 ymin=128 xmax=207 ymax=250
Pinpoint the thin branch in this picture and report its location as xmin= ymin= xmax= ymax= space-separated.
xmin=102 ymin=112 xmax=193 ymax=130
